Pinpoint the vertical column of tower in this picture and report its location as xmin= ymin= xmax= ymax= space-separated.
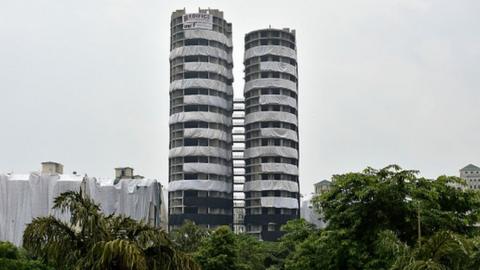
xmin=243 ymin=28 xmax=299 ymax=241
xmin=168 ymin=9 xmax=234 ymax=230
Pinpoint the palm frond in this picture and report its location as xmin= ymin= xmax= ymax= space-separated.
xmin=23 ymin=216 xmax=80 ymax=268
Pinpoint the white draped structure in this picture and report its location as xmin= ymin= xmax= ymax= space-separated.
xmin=0 ymin=173 xmax=166 ymax=246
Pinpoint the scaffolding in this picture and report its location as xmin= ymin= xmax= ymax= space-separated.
xmin=233 ymin=98 xmax=246 ymax=233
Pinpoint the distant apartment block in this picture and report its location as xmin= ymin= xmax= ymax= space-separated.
xmin=301 ymin=180 xmax=331 ymax=229
xmin=314 ymin=179 xmax=332 ymax=194
xmin=460 ymin=164 xmax=480 ymax=189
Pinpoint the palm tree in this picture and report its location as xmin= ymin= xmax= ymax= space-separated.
xmin=377 ymin=230 xmax=473 ymax=270
xmin=23 ymin=190 xmax=200 ymax=270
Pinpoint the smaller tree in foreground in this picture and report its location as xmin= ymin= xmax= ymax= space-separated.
xmin=169 ymin=220 xmax=209 ymax=254
xmin=194 ymin=226 xmax=237 ymax=270
xmin=377 ymin=230 xmax=475 ymax=270
xmin=0 ymin=241 xmax=52 ymax=270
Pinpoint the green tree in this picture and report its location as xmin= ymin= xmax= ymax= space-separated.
xmin=287 ymin=165 xmax=480 ymax=269
xmin=316 ymin=165 xmax=480 ymax=243
xmin=23 ymin=191 xmax=199 ymax=270
xmin=0 ymin=241 xmax=52 ymax=270
xmin=265 ymin=219 xmax=317 ymax=270
xmin=169 ymin=220 xmax=209 ymax=253
xmin=377 ymin=230 xmax=473 ymax=270
xmin=170 ymin=221 xmax=274 ymax=270
xmin=284 ymin=229 xmax=367 ymax=270
xmin=194 ymin=226 xmax=237 ymax=270
xmin=235 ymin=233 xmax=271 ymax=270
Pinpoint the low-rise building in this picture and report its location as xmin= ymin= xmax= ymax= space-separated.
xmin=300 ymin=180 xmax=332 ymax=228
xmin=460 ymin=164 xmax=480 ymax=189
xmin=0 ymin=162 xmax=166 ymax=246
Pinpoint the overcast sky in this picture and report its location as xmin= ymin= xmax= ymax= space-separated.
xmin=0 ymin=0 xmax=479 ymax=194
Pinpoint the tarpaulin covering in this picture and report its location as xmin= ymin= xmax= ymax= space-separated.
xmin=244 ymin=146 xmax=298 ymax=159
xmin=170 ymin=46 xmax=233 ymax=63
xmin=0 ymin=173 xmax=164 ymax=246
xmin=184 ymin=29 xmax=233 ymax=47
xmin=169 ymin=112 xmax=232 ymax=126
xmin=260 ymin=197 xmax=299 ymax=209
xmin=259 ymin=62 xmax=297 ymax=77
xmin=244 ymin=78 xmax=297 ymax=94
xmin=169 ymin=146 xmax=231 ymax=160
xmin=260 ymin=128 xmax=298 ymax=141
xmin=261 ymin=163 xmax=298 ymax=175
xmin=258 ymin=95 xmax=297 ymax=108
xmin=244 ymin=180 xmax=299 ymax=192
xmin=183 ymin=95 xmax=231 ymax=110
xmin=245 ymin=111 xmax=298 ymax=125
xmin=244 ymin=45 xmax=297 ymax=60
xmin=183 ymin=163 xmax=231 ymax=176
xmin=183 ymin=128 xmax=230 ymax=142
xmin=170 ymin=79 xmax=233 ymax=95
xmin=168 ymin=180 xmax=232 ymax=193
xmin=183 ymin=62 xmax=233 ymax=79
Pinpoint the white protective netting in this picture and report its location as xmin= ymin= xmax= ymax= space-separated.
xmin=0 ymin=173 xmax=165 ymax=246
xmin=170 ymin=46 xmax=233 ymax=63
xmin=168 ymin=179 xmax=232 ymax=193
xmin=261 ymin=163 xmax=298 ymax=175
xmin=260 ymin=128 xmax=298 ymax=141
xmin=184 ymin=29 xmax=233 ymax=47
xmin=260 ymin=197 xmax=299 ymax=209
xmin=183 ymin=95 xmax=232 ymax=110
xmin=244 ymin=45 xmax=297 ymax=60
xmin=170 ymin=79 xmax=233 ymax=95
xmin=183 ymin=62 xmax=233 ymax=79
xmin=169 ymin=112 xmax=232 ymax=126
xmin=244 ymin=78 xmax=297 ymax=94
xmin=183 ymin=163 xmax=231 ymax=176
xmin=259 ymin=61 xmax=297 ymax=77
xmin=183 ymin=128 xmax=230 ymax=142
xmin=244 ymin=146 xmax=298 ymax=159
xmin=169 ymin=146 xmax=231 ymax=160
xmin=244 ymin=111 xmax=298 ymax=126
xmin=244 ymin=180 xmax=299 ymax=192
xmin=258 ymin=95 xmax=297 ymax=108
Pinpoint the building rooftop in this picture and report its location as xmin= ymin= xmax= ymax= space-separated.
xmin=315 ymin=179 xmax=332 ymax=186
xmin=460 ymin=164 xmax=480 ymax=172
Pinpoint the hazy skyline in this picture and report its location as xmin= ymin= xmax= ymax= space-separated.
xmin=1 ymin=0 xmax=479 ymax=194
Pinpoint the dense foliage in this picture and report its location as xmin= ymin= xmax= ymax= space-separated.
xmin=22 ymin=191 xmax=199 ymax=270
xmin=14 ymin=164 xmax=480 ymax=270
xmin=169 ymin=223 xmax=273 ymax=270
xmin=170 ymin=165 xmax=480 ymax=270
xmin=0 ymin=241 xmax=52 ymax=270
xmin=290 ymin=165 xmax=480 ymax=270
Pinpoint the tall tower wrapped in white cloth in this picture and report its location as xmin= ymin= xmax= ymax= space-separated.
xmin=243 ymin=28 xmax=300 ymax=241
xmin=168 ymin=8 xmax=234 ymax=230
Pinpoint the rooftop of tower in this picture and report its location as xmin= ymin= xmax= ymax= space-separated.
xmin=245 ymin=27 xmax=296 ymax=36
xmin=171 ymin=8 xmax=225 ymax=19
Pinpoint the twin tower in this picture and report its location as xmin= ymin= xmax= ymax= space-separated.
xmin=168 ymin=8 xmax=299 ymax=241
